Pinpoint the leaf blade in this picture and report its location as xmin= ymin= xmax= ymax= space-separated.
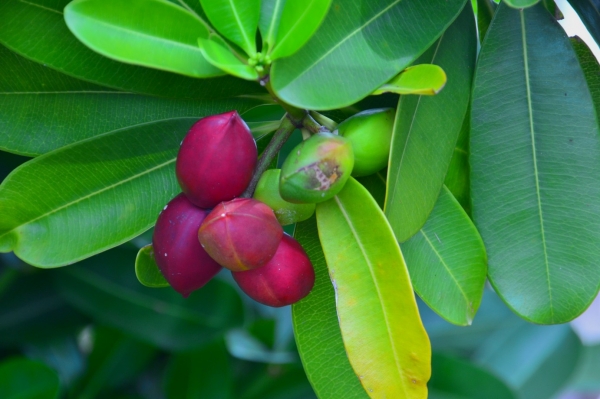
xmin=401 ymin=187 xmax=487 ymax=326
xmin=316 ymin=178 xmax=430 ymax=398
xmin=385 ymin=4 xmax=477 ymax=242
xmin=470 ymin=3 xmax=600 ymax=323
xmin=270 ymin=0 xmax=467 ymax=109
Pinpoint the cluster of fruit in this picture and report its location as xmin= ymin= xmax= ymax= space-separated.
xmin=152 ymin=107 xmax=395 ymax=307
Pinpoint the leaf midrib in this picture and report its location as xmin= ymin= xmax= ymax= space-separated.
xmin=419 ymin=229 xmax=472 ymax=321
xmin=0 ymin=158 xmax=175 ymax=243
xmin=333 ymin=194 xmax=408 ymax=397
xmin=277 ymin=0 xmax=401 ymax=87
xmin=520 ymin=10 xmax=554 ymax=321
xmin=385 ymin=36 xmax=444 ymax=213
xmin=74 ymin=13 xmax=204 ymax=54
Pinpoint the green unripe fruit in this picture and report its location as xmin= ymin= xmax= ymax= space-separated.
xmin=280 ymin=133 xmax=354 ymax=203
xmin=337 ymin=108 xmax=395 ymax=177
xmin=254 ymin=169 xmax=316 ymax=225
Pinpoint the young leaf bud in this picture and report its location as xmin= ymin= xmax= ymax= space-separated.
xmin=232 ymin=235 xmax=315 ymax=307
xmin=152 ymin=194 xmax=222 ymax=297
xmin=279 ymin=133 xmax=354 ymax=203
xmin=253 ymin=169 xmax=315 ymax=225
xmin=176 ymin=111 xmax=257 ymax=208
xmin=337 ymin=108 xmax=395 ymax=177
xmin=198 ymin=198 xmax=283 ymax=272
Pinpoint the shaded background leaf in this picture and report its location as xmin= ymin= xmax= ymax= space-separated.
xmin=0 ymin=357 xmax=60 ymax=399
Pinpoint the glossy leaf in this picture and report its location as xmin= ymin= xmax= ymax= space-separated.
xmin=470 ymin=3 xmax=600 ymax=323
xmin=504 ymin=0 xmax=541 ymax=8
xmin=316 ymin=178 xmax=430 ymax=398
xmin=199 ymin=35 xmax=259 ymax=80
xmin=0 ymin=357 xmax=59 ymax=399
xmin=473 ymin=323 xmax=582 ymax=399
xmin=429 ymin=353 xmax=517 ymax=399
xmin=65 ymin=0 xmax=221 ymax=78
xmin=199 ymin=0 xmax=260 ymax=55
xmin=270 ymin=0 xmax=333 ymax=60
xmin=476 ymin=0 xmax=496 ymax=41
xmin=373 ymin=64 xmax=447 ymax=95
xmin=0 ymin=118 xmax=200 ymax=267
xmin=165 ymin=340 xmax=233 ymax=399
xmin=401 ymin=187 xmax=487 ymax=326
xmin=259 ymin=0 xmax=285 ymax=51
xmin=569 ymin=0 xmax=600 ymax=46
xmin=0 ymin=45 xmax=263 ymax=156
xmin=0 ymin=0 xmax=260 ymax=99
xmin=572 ymin=37 xmax=600 ymax=119
xmin=385 ymin=4 xmax=477 ymax=242
xmin=443 ymin=110 xmax=471 ymax=214
xmin=270 ymin=0 xmax=467 ymax=110
xmin=72 ymin=325 xmax=157 ymax=399
xmin=241 ymin=104 xmax=285 ymax=140
xmin=54 ymin=246 xmax=243 ymax=351
xmin=135 ymin=245 xmax=169 ymax=288
xmin=292 ymin=216 xmax=368 ymax=399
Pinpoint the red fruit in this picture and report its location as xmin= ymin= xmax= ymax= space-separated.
xmin=152 ymin=193 xmax=222 ymax=297
xmin=232 ymin=235 xmax=315 ymax=307
xmin=176 ymin=111 xmax=257 ymax=208
xmin=198 ymin=198 xmax=283 ymax=272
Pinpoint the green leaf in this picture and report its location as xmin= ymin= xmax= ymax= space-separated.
xmin=0 ymin=270 xmax=88 ymax=348
xmin=0 ymin=118 xmax=198 ymax=267
xmin=0 ymin=357 xmax=59 ymax=399
xmin=572 ymin=37 xmax=600 ymax=119
xmin=135 ymin=245 xmax=169 ymax=288
xmin=292 ymin=216 xmax=368 ymax=399
xmin=72 ymin=325 xmax=157 ymax=399
xmin=385 ymin=4 xmax=477 ymax=242
xmin=270 ymin=0 xmax=467 ymax=110
xmin=504 ymin=0 xmax=541 ymax=8
xmin=165 ymin=339 xmax=234 ymax=399
xmin=470 ymin=3 xmax=600 ymax=323
xmin=199 ymin=0 xmax=260 ymax=56
xmin=372 ymin=64 xmax=447 ymax=95
xmin=0 ymin=0 xmax=260 ymax=99
xmin=269 ymin=0 xmax=333 ymax=60
xmin=54 ymin=246 xmax=243 ymax=351
xmin=429 ymin=353 xmax=517 ymax=399
xmin=443 ymin=110 xmax=471 ymax=214
xmin=476 ymin=0 xmax=496 ymax=41
xmin=568 ymin=344 xmax=600 ymax=391
xmin=473 ymin=323 xmax=582 ymax=399
xmin=316 ymin=178 xmax=430 ymax=398
xmin=259 ymin=0 xmax=285 ymax=52
xmin=199 ymin=35 xmax=259 ymax=80
xmin=0 ymin=45 xmax=264 ymax=156
xmin=235 ymin=362 xmax=316 ymax=399
xmin=226 ymin=329 xmax=296 ymax=364
xmin=568 ymin=0 xmax=600 ymax=47
xmin=401 ymin=187 xmax=487 ymax=326
xmin=241 ymin=104 xmax=286 ymax=140
xmin=64 ymin=0 xmax=222 ymax=78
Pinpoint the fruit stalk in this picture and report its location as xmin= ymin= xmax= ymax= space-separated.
xmin=241 ymin=115 xmax=296 ymax=198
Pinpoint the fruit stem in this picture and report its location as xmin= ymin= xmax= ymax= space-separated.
xmin=241 ymin=115 xmax=297 ymax=198
xmin=310 ymin=111 xmax=338 ymax=131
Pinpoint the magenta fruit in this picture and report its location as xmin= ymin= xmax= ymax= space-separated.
xmin=152 ymin=193 xmax=222 ymax=297
xmin=232 ymin=235 xmax=315 ymax=307
xmin=198 ymin=198 xmax=283 ymax=272
xmin=176 ymin=111 xmax=257 ymax=208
